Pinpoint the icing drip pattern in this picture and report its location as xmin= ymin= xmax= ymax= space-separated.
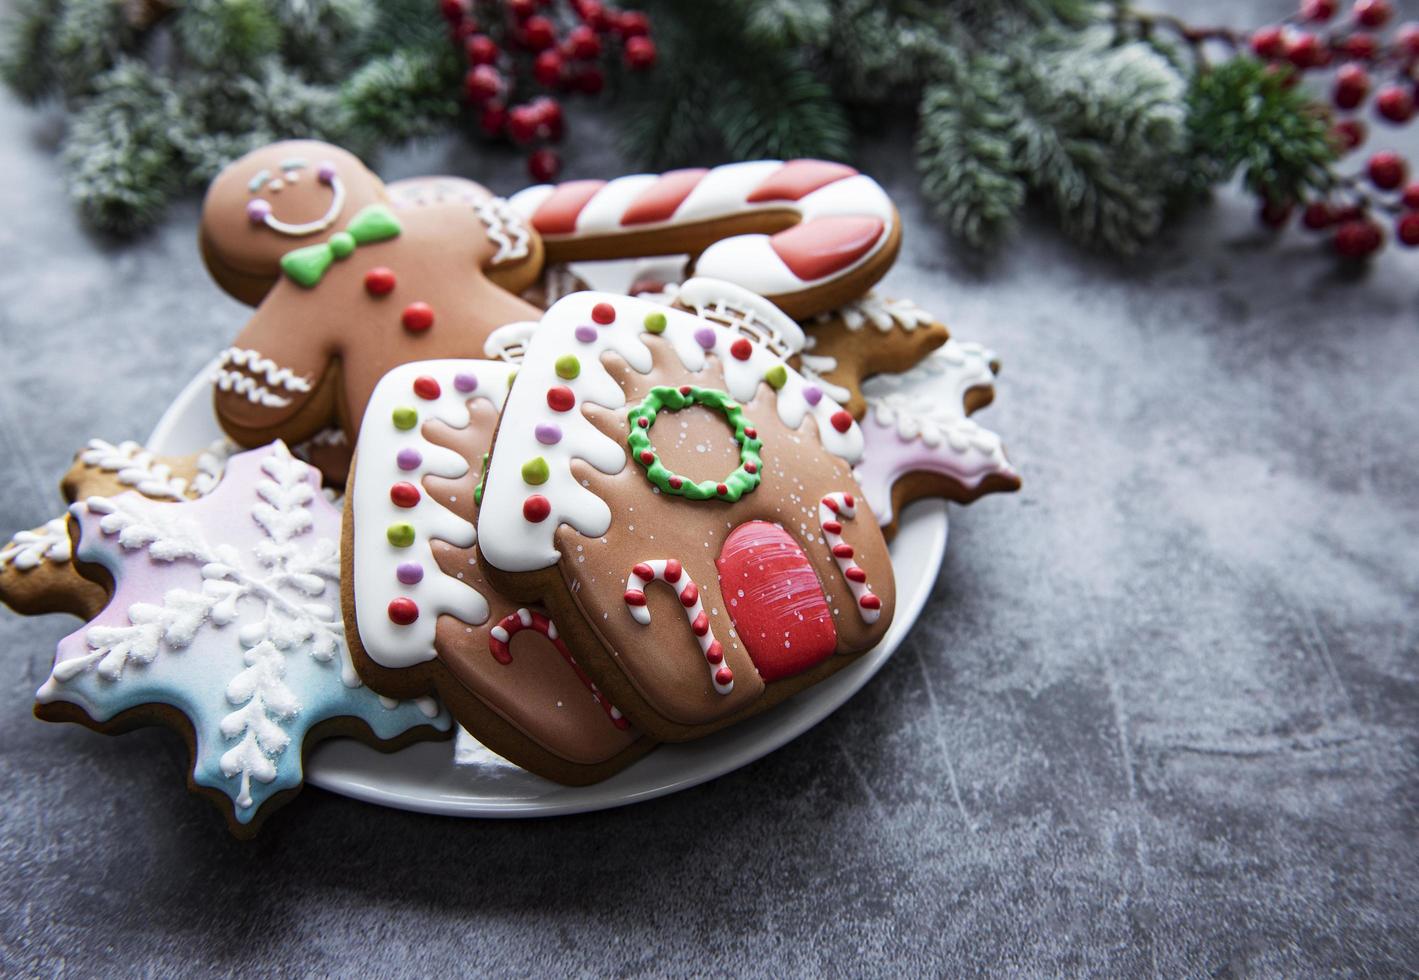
xmin=623 ymin=559 xmax=733 ymax=695
xmin=818 ymin=493 xmax=882 ymax=624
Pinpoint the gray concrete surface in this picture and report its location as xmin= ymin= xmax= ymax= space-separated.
xmin=1 ymin=25 xmax=1416 ymax=979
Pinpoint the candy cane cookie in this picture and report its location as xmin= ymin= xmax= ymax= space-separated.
xmin=508 ymin=160 xmax=901 ymax=319
xmin=344 ymin=358 xmax=649 ymax=784
xmin=475 ymin=289 xmax=895 ymax=742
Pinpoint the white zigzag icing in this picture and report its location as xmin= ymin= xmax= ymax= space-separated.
xmin=0 ymin=517 xmax=71 ymax=570
xmin=213 ymin=370 xmax=293 ymax=408
xmin=475 ymin=197 xmax=532 ymax=265
xmin=218 ymin=348 xmax=313 ymax=393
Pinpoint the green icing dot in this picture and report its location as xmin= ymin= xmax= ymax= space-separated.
xmin=521 ymin=456 xmax=550 ymax=485
xmin=386 ymin=523 xmax=415 ymax=547
xmin=392 ymin=406 xmax=418 ymax=430
xmin=764 ymin=364 xmax=788 ymax=390
xmin=555 ymin=355 xmax=581 ymax=380
xmin=329 ymin=231 xmax=356 ymax=258
xmin=643 ymin=311 xmax=667 ymax=334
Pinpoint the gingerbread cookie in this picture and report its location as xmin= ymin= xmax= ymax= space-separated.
xmin=344 ymin=359 xmax=651 ymax=784
xmin=201 ymin=140 xmax=546 ymax=480
xmin=474 ymin=287 xmax=896 ymax=741
xmin=508 ymin=160 xmax=901 ymax=319
xmin=26 ymin=441 xmax=450 ymax=836
xmin=854 ymin=339 xmax=1021 ymax=537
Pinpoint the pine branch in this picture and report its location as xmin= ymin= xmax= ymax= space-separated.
xmin=171 ymin=0 xmax=280 ymax=72
xmin=51 ymin=0 xmax=136 ymax=101
xmin=0 ymin=0 xmax=59 ymax=103
xmin=340 ymin=47 xmax=462 ymax=151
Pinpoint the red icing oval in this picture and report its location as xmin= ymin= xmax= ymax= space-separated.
xmin=729 ymin=338 xmax=752 ymax=361
xmin=390 ymin=482 xmax=421 ymax=508
xmin=621 ymin=168 xmax=709 ymax=225
xmin=523 ymin=495 xmax=551 ymax=522
xmin=412 ymin=376 xmax=441 ymax=400
xmin=402 ymin=302 xmax=435 ymax=332
xmin=746 ymin=160 xmax=858 ymax=202
xmin=770 ymin=216 xmax=884 ymax=282
xmin=388 ymin=597 xmax=419 ymax=625
xmin=547 ymin=386 xmax=576 ymax=411
xmin=715 ymin=520 xmax=836 ymax=683
xmin=532 ymin=180 xmax=606 ymax=235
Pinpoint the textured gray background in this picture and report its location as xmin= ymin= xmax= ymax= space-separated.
xmin=2 ymin=6 xmax=1417 ymax=974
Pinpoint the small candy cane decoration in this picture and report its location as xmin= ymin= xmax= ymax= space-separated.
xmin=819 ymin=492 xmax=882 ymax=624
xmin=623 ymin=559 xmax=733 ymax=695
xmin=489 ymin=608 xmax=628 ymax=730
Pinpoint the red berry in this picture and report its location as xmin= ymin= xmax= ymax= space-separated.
xmin=1367 ymin=150 xmax=1407 ymax=189
xmin=578 ymin=0 xmax=609 ymax=30
xmin=575 ymin=66 xmax=605 ymax=94
xmin=1353 ymin=0 xmax=1391 ymax=28
xmin=617 ymin=11 xmax=650 ymax=37
xmin=1398 ymin=23 xmax=1419 ymax=57
xmin=567 ymin=24 xmax=602 ymax=59
xmin=624 ymin=36 xmax=656 ymax=70
xmin=534 ymin=49 xmax=564 ymax=86
xmin=1333 ymin=217 xmax=1383 ymax=257
xmin=523 ymin=15 xmax=556 ymax=51
xmin=506 ymin=104 xmax=540 ymax=144
xmin=1401 ymin=183 xmax=1419 ymax=208
xmin=465 ymin=33 xmax=498 ymax=65
xmin=508 ymin=0 xmax=536 ymax=20
xmin=1397 ymin=212 xmax=1419 ymax=245
xmin=1376 ymin=84 xmax=1415 ymax=123
xmin=1258 ymin=198 xmax=1293 ymax=229
xmin=439 ymin=0 xmax=467 ymax=23
xmin=533 ymin=96 xmax=564 ymax=138
xmin=452 ymin=19 xmax=479 ymax=42
xmin=1333 ymin=118 xmax=1367 ymax=151
xmin=1251 ymin=26 xmax=1286 ymax=58
xmin=1301 ymin=201 xmax=1334 ymax=229
xmin=463 ymin=64 xmax=503 ymax=103
xmin=1337 ymin=31 xmax=1377 ymax=59
xmin=1333 ymin=63 xmax=1371 ymax=109
xmin=527 ymin=148 xmax=560 ymax=182
xmin=1287 ymin=31 xmax=1324 ymax=68
xmin=1302 ymin=0 xmax=1337 ymax=20
xmin=479 ymin=101 xmax=507 ymax=136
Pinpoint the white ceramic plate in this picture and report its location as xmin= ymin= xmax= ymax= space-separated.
xmin=149 ymin=357 xmax=947 ymax=818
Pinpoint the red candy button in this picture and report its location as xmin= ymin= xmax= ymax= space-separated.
xmin=730 ymin=338 xmax=752 ymax=361
xmin=364 ymin=267 xmax=396 ymax=296
xmin=402 ymin=302 xmax=434 ymax=332
xmin=523 ymin=494 xmax=551 ymax=522
xmin=830 ymin=410 xmax=852 ymax=433
xmin=591 ymin=302 xmax=616 ymax=324
xmin=388 ymin=597 xmax=419 ymax=625
xmin=412 ymin=376 xmax=441 ymax=400
xmin=547 ymin=386 xmax=575 ymax=411
xmin=390 ymin=482 xmax=421 ymax=508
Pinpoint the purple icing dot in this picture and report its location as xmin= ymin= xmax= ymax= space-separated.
xmin=396 ymin=448 xmax=422 ymax=471
xmin=317 ymin=161 xmax=337 ymax=183
xmin=575 ymin=325 xmax=597 ymax=343
xmin=803 ymin=385 xmax=823 ymax=406
xmin=396 ymin=562 xmax=424 ymax=585
xmin=535 ymin=423 xmax=562 ymax=445
xmin=246 ymin=198 xmax=271 ymax=224
xmin=454 ymin=372 xmax=478 ymax=393
xmin=694 ymin=327 xmax=717 ymax=350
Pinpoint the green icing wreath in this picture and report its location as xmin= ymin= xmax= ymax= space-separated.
xmin=627 ymin=386 xmax=763 ymax=502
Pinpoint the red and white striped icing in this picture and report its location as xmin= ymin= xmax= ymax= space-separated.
xmin=507 ymin=160 xmax=894 ymax=301
xmin=622 ymin=559 xmax=733 ymax=695
xmin=818 ymin=492 xmax=882 ymax=625
xmin=487 ymin=607 xmax=628 ymax=729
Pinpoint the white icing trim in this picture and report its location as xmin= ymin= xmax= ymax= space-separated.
xmin=483 ymin=321 xmax=541 ymax=363
xmin=674 ymin=277 xmax=805 ymax=355
xmin=217 ymin=348 xmax=314 ymax=394
xmin=623 ymin=560 xmax=732 ymax=695
xmin=474 ymin=196 xmax=532 ymax=265
xmin=80 ymin=439 xmax=194 ymax=500
xmin=813 ymin=293 xmax=935 ymax=333
xmin=261 ymin=174 xmax=346 ymax=236
xmin=0 ymin=517 xmax=72 ymax=570
xmin=818 ymin=492 xmax=881 ymax=624
xmin=212 ymin=370 xmax=292 ymax=408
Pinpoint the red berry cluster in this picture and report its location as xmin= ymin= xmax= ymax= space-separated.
xmin=1249 ymin=0 xmax=1419 ymax=257
xmin=439 ymin=0 xmax=656 ymax=181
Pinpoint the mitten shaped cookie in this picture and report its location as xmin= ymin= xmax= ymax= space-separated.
xmin=854 ymin=339 xmax=1022 ymax=537
xmin=344 ymin=359 xmax=650 ymax=785
xmin=201 ymin=140 xmax=546 ymax=477
xmin=20 ymin=441 xmax=450 ymax=836
xmin=508 ymin=160 xmax=900 ymax=319
xmin=475 ymin=289 xmax=896 ymax=741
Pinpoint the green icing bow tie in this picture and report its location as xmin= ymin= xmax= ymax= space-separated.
xmin=279 ymin=204 xmax=402 ymax=287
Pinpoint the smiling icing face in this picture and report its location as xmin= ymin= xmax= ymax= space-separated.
xmin=200 ymin=140 xmax=389 ymax=306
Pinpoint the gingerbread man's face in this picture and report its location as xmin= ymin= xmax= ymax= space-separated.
xmin=200 ymin=141 xmax=388 ymax=306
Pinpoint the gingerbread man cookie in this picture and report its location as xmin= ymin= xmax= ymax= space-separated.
xmin=508 ymin=160 xmax=901 ymax=319
xmin=474 ymin=287 xmax=896 ymax=741
xmin=25 ymin=441 xmax=450 ymax=836
xmin=201 ymin=140 xmax=546 ymax=479
xmin=344 ymin=359 xmax=651 ymax=785
xmin=854 ymin=339 xmax=1021 ymax=537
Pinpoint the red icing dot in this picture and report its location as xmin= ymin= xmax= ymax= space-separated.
xmin=591 ymin=302 xmax=616 ymax=324
xmin=730 ymin=338 xmax=753 ymax=361
xmin=679 ymin=582 xmax=699 ymax=607
xmin=633 ymin=562 xmax=655 ymax=581
xmin=832 ymin=543 xmax=855 ymax=559
xmin=668 ymin=476 xmax=683 ymax=490
xmin=821 ymin=495 xmax=839 ymax=513
xmin=716 ymin=483 xmax=728 ymax=496
xmin=743 ymin=427 xmax=757 ymax=439
xmin=364 ymin=267 xmax=396 ymax=296
xmin=664 ymin=559 xmax=682 ymax=582
xmin=691 ymin=611 xmax=709 ymax=636
xmin=845 ymin=566 xmax=867 ymax=583
xmin=822 ymin=519 xmax=842 ymax=534
xmin=860 ymin=593 xmax=881 ymax=610
xmin=679 ymin=385 xmax=692 ymax=395
xmin=743 ymin=462 xmax=757 ymax=475
xmin=706 ymin=641 xmax=724 ymax=665
xmin=637 ymin=416 xmax=649 ymax=427
xmin=715 ymin=667 xmax=734 ymax=686
xmin=390 ymin=482 xmax=421 ymax=508
xmin=639 ymin=449 xmax=655 ymax=465
xmin=547 ymin=386 xmax=575 ymax=411
xmin=522 ymin=495 xmax=551 ymax=522
xmin=388 ymin=597 xmax=419 ymax=625
xmin=624 ymin=589 xmax=647 ymax=606
xmin=412 ymin=376 xmax=441 ymax=400
xmin=402 ymin=302 xmax=434 ymax=332
xmin=844 ymin=492 xmax=856 ymax=508
xmin=830 ymin=410 xmax=852 ymax=433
